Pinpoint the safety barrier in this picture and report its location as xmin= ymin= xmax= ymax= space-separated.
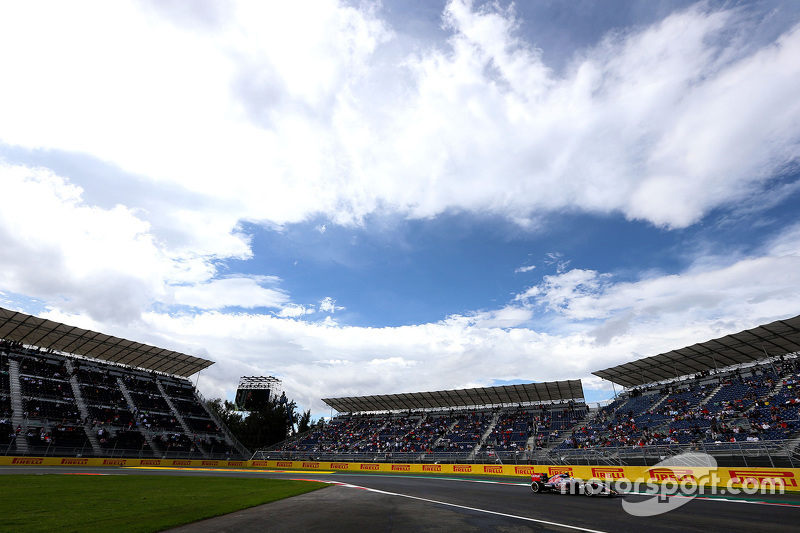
xmin=248 ymin=460 xmax=800 ymax=490
xmin=2 ymin=457 xmax=798 ymax=491
xmin=0 ymin=457 xmax=249 ymax=468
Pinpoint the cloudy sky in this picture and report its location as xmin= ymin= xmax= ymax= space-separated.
xmin=1 ymin=0 xmax=799 ymax=418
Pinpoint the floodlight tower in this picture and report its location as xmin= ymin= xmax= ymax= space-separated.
xmin=234 ymin=376 xmax=282 ymax=411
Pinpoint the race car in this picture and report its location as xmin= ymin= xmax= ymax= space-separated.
xmin=530 ymin=472 xmax=617 ymax=496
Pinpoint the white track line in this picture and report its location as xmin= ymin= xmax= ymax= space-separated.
xmin=311 ymin=479 xmax=608 ymax=533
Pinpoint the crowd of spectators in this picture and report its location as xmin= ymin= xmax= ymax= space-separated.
xmin=0 ymin=415 xmax=14 ymax=447
xmin=488 ymin=410 xmax=536 ymax=451
xmin=560 ymin=360 xmax=800 ymax=450
xmin=440 ymin=412 xmax=491 ymax=451
xmin=273 ymin=359 xmax=800 ymax=459
xmin=274 ymin=402 xmax=586 ymax=458
xmin=0 ymin=340 xmax=237 ymax=458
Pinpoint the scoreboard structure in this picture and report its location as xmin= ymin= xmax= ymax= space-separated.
xmin=234 ymin=376 xmax=282 ymax=411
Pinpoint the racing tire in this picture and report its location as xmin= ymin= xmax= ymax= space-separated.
xmin=584 ymin=483 xmax=598 ymax=497
xmin=530 ymin=481 xmax=541 ymax=493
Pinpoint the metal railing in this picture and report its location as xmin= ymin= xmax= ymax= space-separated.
xmin=252 ymin=439 xmax=800 ymax=468
xmin=535 ymin=439 xmax=800 ymax=468
xmin=192 ymin=389 xmax=250 ymax=459
xmin=253 ymin=448 xmax=545 ymax=465
xmin=0 ymin=439 xmax=247 ymax=460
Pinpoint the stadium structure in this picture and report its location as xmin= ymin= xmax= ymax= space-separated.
xmin=255 ymin=314 xmax=800 ymax=468
xmin=235 ymin=376 xmax=282 ymax=411
xmin=0 ymin=307 xmax=248 ymax=459
xmin=3 ymin=304 xmax=800 ymax=469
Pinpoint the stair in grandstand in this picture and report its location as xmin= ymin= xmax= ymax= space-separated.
xmin=697 ymin=382 xmax=724 ymax=406
xmin=468 ymin=411 xmax=501 ymax=461
xmin=116 ymin=377 xmax=160 ymax=457
xmin=741 ymin=377 xmax=782 ymax=416
xmin=430 ymin=418 xmax=460 ymax=451
xmin=155 ymin=379 xmax=209 ymax=459
xmin=193 ymin=389 xmax=250 ymax=458
xmin=350 ymin=418 xmax=390 ymax=454
xmin=642 ymin=390 xmax=671 ymax=413
xmin=525 ymin=424 xmax=538 ymax=453
xmin=64 ymin=360 xmax=103 ymax=456
xmin=769 ymin=379 xmax=786 ymax=397
xmin=8 ymin=359 xmax=28 ymax=454
xmin=546 ymin=408 xmax=594 ymax=450
xmin=410 ymin=415 xmax=429 ymax=461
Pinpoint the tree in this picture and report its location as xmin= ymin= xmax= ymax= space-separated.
xmin=207 ymin=395 xmax=298 ymax=451
xmin=297 ymin=409 xmax=314 ymax=434
xmin=208 ymin=398 xmax=242 ymax=429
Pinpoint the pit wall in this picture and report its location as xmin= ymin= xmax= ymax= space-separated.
xmin=2 ymin=457 xmax=798 ymax=491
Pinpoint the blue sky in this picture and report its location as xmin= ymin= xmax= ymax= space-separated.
xmin=1 ymin=0 xmax=800 ymax=417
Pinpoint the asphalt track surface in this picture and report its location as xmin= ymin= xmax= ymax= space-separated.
xmin=3 ymin=466 xmax=800 ymax=532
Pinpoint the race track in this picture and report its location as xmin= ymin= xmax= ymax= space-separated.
xmin=3 ymin=466 xmax=799 ymax=532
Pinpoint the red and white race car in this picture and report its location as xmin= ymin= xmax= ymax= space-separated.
xmin=530 ymin=472 xmax=617 ymax=497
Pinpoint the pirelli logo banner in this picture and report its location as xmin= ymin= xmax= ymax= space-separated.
xmin=729 ymin=469 xmax=797 ymax=487
xmin=1 ymin=457 xmax=797 ymax=489
xmin=591 ymin=467 xmax=625 ymax=479
xmin=11 ymin=457 xmax=44 ymax=465
xmin=647 ymin=468 xmax=698 ymax=482
xmin=60 ymin=458 xmax=89 ymax=465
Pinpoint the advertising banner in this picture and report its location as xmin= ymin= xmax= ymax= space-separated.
xmin=1 ymin=456 xmax=796 ymax=491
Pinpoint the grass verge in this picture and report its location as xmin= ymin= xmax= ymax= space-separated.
xmin=0 ymin=474 xmax=326 ymax=532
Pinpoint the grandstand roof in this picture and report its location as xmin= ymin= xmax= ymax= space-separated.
xmin=322 ymin=380 xmax=584 ymax=413
xmin=593 ymin=314 xmax=800 ymax=388
xmin=0 ymin=307 xmax=214 ymax=378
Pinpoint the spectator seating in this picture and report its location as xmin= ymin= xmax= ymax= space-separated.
xmin=0 ymin=339 xmax=242 ymax=459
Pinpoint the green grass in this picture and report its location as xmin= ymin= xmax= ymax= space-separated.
xmin=0 ymin=475 xmax=327 ymax=532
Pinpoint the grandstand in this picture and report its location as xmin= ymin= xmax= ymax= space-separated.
xmin=255 ymin=380 xmax=588 ymax=463
xmin=4 ymin=304 xmax=800 ymax=469
xmin=0 ymin=307 xmax=249 ymax=460
xmin=256 ymin=314 xmax=800 ymax=468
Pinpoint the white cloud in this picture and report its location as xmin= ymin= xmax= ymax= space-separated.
xmin=0 ymin=163 xmax=193 ymax=322
xmin=515 ymin=265 xmax=536 ymax=273
xmin=0 ymin=1 xmax=797 ymax=232
xmin=0 ymin=1 xmax=799 ymax=416
xmin=513 ymin=224 xmax=800 ymax=348
xmin=517 ymin=269 xmax=611 ymax=315
xmin=0 ymin=162 xmax=285 ymax=320
xmin=19 ymin=220 xmax=800 ymax=417
xmin=444 ymin=306 xmax=534 ymax=329
xmin=319 ymin=297 xmax=345 ymax=313
xmin=277 ymin=304 xmax=315 ymax=318
xmin=172 ymin=276 xmax=289 ymax=310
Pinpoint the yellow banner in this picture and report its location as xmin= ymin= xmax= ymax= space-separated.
xmin=247 ymin=460 xmax=800 ymax=491
xmin=2 ymin=456 xmax=797 ymax=491
xmin=0 ymin=457 xmax=248 ymax=468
